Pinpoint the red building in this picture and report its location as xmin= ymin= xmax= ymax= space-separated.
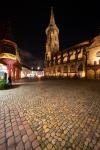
xmin=0 ymin=39 xmax=21 ymax=81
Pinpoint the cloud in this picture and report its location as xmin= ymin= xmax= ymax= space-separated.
xmin=20 ymin=49 xmax=32 ymax=58
xmin=19 ymin=48 xmax=43 ymax=69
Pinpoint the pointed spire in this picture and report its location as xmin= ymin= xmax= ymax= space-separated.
xmin=50 ymin=7 xmax=55 ymax=25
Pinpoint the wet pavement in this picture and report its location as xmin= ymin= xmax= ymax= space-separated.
xmin=0 ymin=79 xmax=100 ymax=150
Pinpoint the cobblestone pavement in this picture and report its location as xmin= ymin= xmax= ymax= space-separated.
xmin=0 ymin=79 xmax=100 ymax=150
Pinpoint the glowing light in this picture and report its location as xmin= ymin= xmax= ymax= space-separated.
xmin=37 ymin=66 xmax=40 ymax=70
xmin=27 ymin=74 xmax=31 ymax=77
xmin=81 ymin=71 xmax=85 ymax=77
xmin=37 ymin=75 xmax=41 ymax=78
xmin=0 ymin=53 xmax=16 ymax=60
xmin=21 ymin=72 xmax=25 ymax=78
xmin=0 ymin=64 xmax=8 ymax=73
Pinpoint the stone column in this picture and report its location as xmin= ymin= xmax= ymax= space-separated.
xmin=7 ymin=64 xmax=12 ymax=77
xmin=16 ymin=68 xmax=20 ymax=80
xmin=12 ymin=67 xmax=15 ymax=81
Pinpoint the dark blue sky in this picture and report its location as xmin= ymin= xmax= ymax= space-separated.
xmin=0 ymin=0 xmax=100 ymax=68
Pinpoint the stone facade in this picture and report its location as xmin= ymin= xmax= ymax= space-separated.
xmin=44 ymin=8 xmax=100 ymax=79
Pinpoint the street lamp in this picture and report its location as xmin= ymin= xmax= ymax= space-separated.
xmin=31 ymin=67 xmax=34 ymax=70
xmin=37 ymin=66 xmax=40 ymax=70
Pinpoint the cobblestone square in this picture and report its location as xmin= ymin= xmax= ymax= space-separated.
xmin=0 ymin=79 xmax=100 ymax=150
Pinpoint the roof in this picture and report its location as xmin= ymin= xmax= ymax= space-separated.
xmin=68 ymin=41 xmax=90 ymax=50
xmin=0 ymin=39 xmax=17 ymax=48
xmin=88 ymin=35 xmax=100 ymax=49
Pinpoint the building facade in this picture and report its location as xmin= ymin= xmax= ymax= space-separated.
xmin=0 ymin=39 xmax=21 ymax=80
xmin=44 ymin=8 xmax=100 ymax=79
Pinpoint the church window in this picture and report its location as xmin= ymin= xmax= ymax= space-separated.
xmin=96 ymin=51 xmax=100 ymax=57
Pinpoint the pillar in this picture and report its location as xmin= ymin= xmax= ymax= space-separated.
xmin=15 ymin=68 xmax=21 ymax=80
xmin=12 ymin=67 xmax=15 ymax=81
xmin=7 ymin=64 xmax=13 ymax=77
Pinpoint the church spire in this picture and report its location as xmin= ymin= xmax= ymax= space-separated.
xmin=45 ymin=6 xmax=59 ymax=61
xmin=50 ymin=7 xmax=55 ymax=25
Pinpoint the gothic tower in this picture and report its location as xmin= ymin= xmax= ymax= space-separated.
xmin=45 ymin=7 xmax=59 ymax=61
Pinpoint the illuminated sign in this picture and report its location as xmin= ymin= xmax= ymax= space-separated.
xmin=0 ymin=53 xmax=16 ymax=60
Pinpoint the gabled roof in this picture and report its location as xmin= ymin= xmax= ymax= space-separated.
xmin=88 ymin=35 xmax=100 ymax=48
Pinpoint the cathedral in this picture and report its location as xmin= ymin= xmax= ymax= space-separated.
xmin=44 ymin=8 xmax=100 ymax=79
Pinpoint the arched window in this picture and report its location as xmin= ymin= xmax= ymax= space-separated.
xmin=78 ymin=63 xmax=83 ymax=71
xmin=96 ymin=51 xmax=100 ymax=57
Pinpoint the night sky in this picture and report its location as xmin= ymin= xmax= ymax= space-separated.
xmin=0 ymin=0 xmax=100 ymax=68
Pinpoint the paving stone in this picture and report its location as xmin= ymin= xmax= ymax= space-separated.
xmin=7 ymin=143 xmax=15 ymax=150
xmin=16 ymin=141 xmax=24 ymax=150
xmin=12 ymin=125 xmax=19 ymax=131
xmin=20 ymin=129 xmax=27 ymax=136
xmin=32 ymin=139 xmax=39 ymax=149
xmin=46 ymin=133 xmax=50 ymax=138
xmin=29 ymin=133 xmax=37 ymax=142
xmin=6 ymin=130 xmax=13 ymax=138
xmin=0 ymin=137 xmax=6 ymax=145
xmin=52 ymin=139 xmax=56 ymax=145
xmin=7 ymin=136 xmax=15 ymax=146
xmin=6 ymin=126 xmax=13 ymax=133
xmin=35 ymin=146 xmax=42 ymax=150
xmin=12 ymin=121 xmax=17 ymax=127
xmin=0 ymin=131 xmax=5 ymax=139
xmin=61 ymin=140 xmax=66 ymax=146
xmin=13 ymin=129 xmax=20 ymax=137
xmin=19 ymin=125 xmax=24 ymax=131
xmin=26 ymin=128 xmax=33 ymax=136
xmin=47 ymin=143 xmax=53 ymax=149
xmin=22 ymin=135 xmax=29 ymax=143
xmin=6 ymin=122 xmax=12 ymax=128
xmin=0 ymin=143 xmax=6 ymax=150
xmin=37 ymin=136 xmax=41 ymax=141
xmin=25 ymin=140 xmax=32 ymax=150
xmin=0 ymin=79 xmax=100 ymax=150
xmin=15 ymin=134 xmax=22 ymax=144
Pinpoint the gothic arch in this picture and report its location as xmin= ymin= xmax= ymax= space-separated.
xmin=78 ymin=63 xmax=84 ymax=71
xmin=87 ymin=69 xmax=95 ymax=79
xmin=96 ymin=51 xmax=100 ymax=57
xmin=96 ymin=69 xmax=100 ymax=79
xmin=77 ymin=62 xmax=85 ymax=78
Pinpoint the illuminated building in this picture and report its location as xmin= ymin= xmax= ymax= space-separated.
xmin=21 ymin=65 xmax=44 ymax=78
xmin=44 ymin=8 xmax=100 ymax=79
xmin=0 ymin=39 xmax=21 ymax=80
xmin=21 ymin=65 xmax=31 ymax=78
